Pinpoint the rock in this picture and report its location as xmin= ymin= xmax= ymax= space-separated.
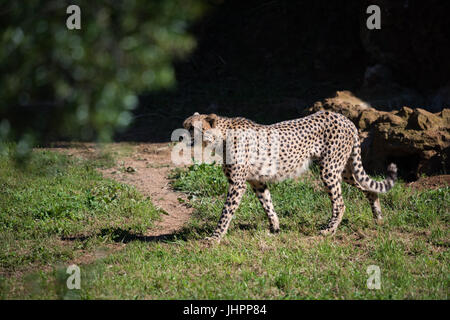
xmin=378 ymin=113 xmax=406 ymax=127
xmin=358 ymin=110 xmax=380 ymax=130
xmin=369 ymin=123 xmax=450 ymax=180
xmin=308 ymin=91 xmax=450 ymax=180
xmin=126 ymin=166 xmax=137 ymax=173
xmin=308 ymin=91 xmax=372 ymax=122
xmin=396 ymin=106 xmax=414 ymax=119
xmin=407 ymin=108 xmax=444 ymax=131
xmin=442 ymin=108 xmax=450 ymax=122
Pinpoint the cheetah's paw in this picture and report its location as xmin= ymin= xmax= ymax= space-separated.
xmin=320 ymin=228 xmax=336 ymax=236
xmin=202 ymin=235 xmax=221 ymax=245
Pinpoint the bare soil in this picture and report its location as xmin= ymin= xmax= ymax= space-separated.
xmin=406 ymin=174 xmax=450 ymax=191
xmin=99 ymin=143 xmax=193 ymax=237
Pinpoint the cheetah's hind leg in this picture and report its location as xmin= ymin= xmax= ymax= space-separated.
xmin=319 ymin=160 xmax=346 ymax=236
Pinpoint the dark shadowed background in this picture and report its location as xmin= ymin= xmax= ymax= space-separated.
xmin=123 ymin=0 xmax=450 ymax=142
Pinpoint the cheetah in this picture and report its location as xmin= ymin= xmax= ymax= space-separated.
xmin=182 ymin=111 xmax=397 ymax=243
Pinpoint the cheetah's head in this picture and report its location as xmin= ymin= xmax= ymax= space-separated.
xmin=182 ymin=112 xmax=219 ymax=146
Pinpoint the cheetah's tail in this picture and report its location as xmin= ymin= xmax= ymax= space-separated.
xmin=350 ymin=139 xmax=397 ymax=194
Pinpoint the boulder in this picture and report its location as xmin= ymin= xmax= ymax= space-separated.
xmin=308 ymin=91 xmax=450 ymax=180
xmin=406 ymin=108 xmax=444 ymax=131
xmin=358 ymin=109 xmax=380 ymax=130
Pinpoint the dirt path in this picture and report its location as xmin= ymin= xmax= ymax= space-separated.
xmin=100 ymin=143 xmax=193 ymax=237
xmin=51 ymin=142 xmax=193 ymax=238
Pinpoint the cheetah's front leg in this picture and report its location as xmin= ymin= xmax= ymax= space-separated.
xmin=205 ymin=180 xmax=247 ymax=243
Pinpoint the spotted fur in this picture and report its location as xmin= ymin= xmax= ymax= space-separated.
xmin=182 ymin=111 xmax=397 ymax=243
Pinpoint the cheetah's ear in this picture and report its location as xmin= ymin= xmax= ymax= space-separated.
xmin=205 ymin=113 xmax=218 ymax=128
xmin=193 ymin=112 xmax=200 ymax=116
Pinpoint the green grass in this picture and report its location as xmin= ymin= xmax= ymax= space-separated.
xmin=1 ymin=160 xmax=449 ymax=299
xmin=0 ymin=146 xmax=160 ymax=291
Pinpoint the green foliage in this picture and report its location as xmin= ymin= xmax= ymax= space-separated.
xmin=0 ymin=148 xmax=160 ymax=271
xmin=0 ymin=0 xmax=207 ymax=148
xmin=171 ymin=163 xmax=228 ymax=197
